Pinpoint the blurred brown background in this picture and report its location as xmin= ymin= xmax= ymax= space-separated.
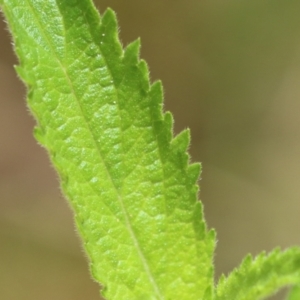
xmin=1 ymin=0 xmax=300 ymax=299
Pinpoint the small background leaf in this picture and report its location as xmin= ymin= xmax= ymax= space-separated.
xmin=286 ymin=285 xmax=300 ymax=300
xmin=215 ymin=248 xmax=300 ymax=300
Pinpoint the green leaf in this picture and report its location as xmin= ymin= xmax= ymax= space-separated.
xmin=215 ymin=247 xmax=300 ymax=300
xmin=0 ymin=0 xmax=215 ymax=299
xmin=286 ymin=285 xmax=300 ymax=300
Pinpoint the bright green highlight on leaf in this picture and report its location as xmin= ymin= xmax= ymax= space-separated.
xmin=1 ymin=0 xmax=300 ymax=299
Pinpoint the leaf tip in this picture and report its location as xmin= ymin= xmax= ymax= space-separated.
xmin=33 ymin=126 xmax=45 ymax=145
xmin=124 ymin=39 xmax=141 ymax=64
xmin=101 ymin=7 xmax=118 ymax=26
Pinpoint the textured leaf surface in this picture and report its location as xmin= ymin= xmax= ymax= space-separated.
xmin=215 ymin=248 xmax=300 ymax=300
xmin=0 ymin=0 xmax=215 ymax=299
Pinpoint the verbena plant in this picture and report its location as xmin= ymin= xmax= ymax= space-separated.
xmin=1 ymin=0 xmax=300 ymax=299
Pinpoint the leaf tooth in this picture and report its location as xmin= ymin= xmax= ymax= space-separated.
xmin=162 ymin=111 xmax=174 ymax=144
xmin=15 ymin=65 xmax=28 ymax=82
xmin=218 ymin=274 xmax=226 ymax=286
xmin=192 ymin=201 xmax=206 ymax=239
xmin=33 ymin=126 xmax=45 ymax=145
xmin=203 ymin=228 xmax=216 ymax=263
xmin=99 ymin=8 xmax=123 ymax=84
xmin=149 ymin=111 xmax=173 ymax=162
xmin=149 ymin=80 xmax=164 ymax=107
xmin=123 ymin=39 xmax=140 ymax=65
xmin=100 ymin=8 xmax=119 ymax=41
xmin=169 ymin=129 xmax=190 ymax=168
xmin=121 ymin=40 xmax=150 ymax=92
xmin=207 ymin=228 xmax=216 ymax=240
xmin=171 ymin=129 xmax=190 ymax=153
xmin=187 ymin=163 xmax=201 ymax=184
xmin=138 ymin=59 xmax=150 ymax=91
xmin=240 ymin=253 xmax=253 ymax=271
